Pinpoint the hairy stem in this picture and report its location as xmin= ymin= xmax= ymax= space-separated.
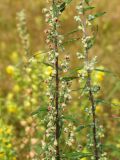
xmin=82 ymin=8 xmax=99 ymax=160
xmin=87 ymin=70 xmax=99 ymax=160
xmin=52 ymin=0 xmax=60 ymax=159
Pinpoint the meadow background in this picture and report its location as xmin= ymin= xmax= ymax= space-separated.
xmin=0 ymin=0 xmax=120 ymax=159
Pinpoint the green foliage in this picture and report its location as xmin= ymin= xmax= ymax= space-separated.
xmin=0 ymin=0 xmax=120 ymax=159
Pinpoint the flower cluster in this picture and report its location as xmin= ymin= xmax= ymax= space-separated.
xmin=17 ymin=10 xmax=30 ymax=56
xmin=0 ymin=120 xmax=16 ymax=160
xmin=74 ymin=1 xmax=107 ymax=159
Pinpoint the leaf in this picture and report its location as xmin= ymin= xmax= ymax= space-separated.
xmin=88 ymin=12 xmax=106 ymax=21
xmin=95 ymin=98 xmax=105 ymax=104
xmin=63 ymin=115 xmax=78 ymax=124
xmin=64 ymin=28 xmax=79 ymax=36
xmin=83 ymin=6 xmax=95 ymax=12
xmin=76 ymin=124 xmax=91 ymax=132
xmin=91 ymin=85 xmax=100 ymax=93
xmin=62 ymin=152 xmax=92 ymax=159
xmin=94 ymin=68 xmax=111 ymax=73
xmin=95 ymin=12 xmax=106 ymax=18
xmin=59 ymin=2 xmax=66 ymax=12
xmin=31 ymin=107 xmax=47 ymax=116
xmin=85 ymin=0 xmax=92 ymax=4
xmin=59 ymin=0 xmax=73 ymax=13
xmin=61 ymin=76 xmax=78 ymax=81
xmin=62 ymin=37 xmax=81 ymax=46
xmin=76 ymin=125 xmax=86 ymax=132
xmin=86 ymin=36 xmax=95 ymax=50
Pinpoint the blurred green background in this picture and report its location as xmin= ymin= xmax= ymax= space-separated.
xmin=0 ymin=0 xmax=120 ymax=159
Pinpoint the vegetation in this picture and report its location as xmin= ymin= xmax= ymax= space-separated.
xmin=0 ymin=0 xmax=120 ymax=160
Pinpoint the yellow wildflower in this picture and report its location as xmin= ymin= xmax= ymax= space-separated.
xmin=7 ymin=104 xmax=17 ymax=113
xmin=80 ymin=158 xmax=87 ymax=160
xmin=116 ymin=143 xmax=120 ymax=148
xmin=13 ymin=85 xmax=20 ymax=93
xmin=95 ymin=72 xmax=105 ymax=82
xmin=7 ymin=143 xmax=12 ymax=148
xmin=7 ymin=93 xmax=14 ymax=100
xmin=0 ymin=152 xmax=4 ymax=158
xmin=10 ymin=51 xmax=19 ymax=63
xmin=2 ymin=138 xmax=7 ymax=143
xmin=112 ymin=98 xmax=120 ymax=105
xmin=0 ymin=128 xmax=3 ymax=134
xmin=6 ymin=128 xmax=12 ymax=134
xmin=96 ymin=105 xmax=103 ymax=114
xmin=45 ymin=66 xmax=53 ymax=76
xmin=6 ymin=65 xmax=15 ymax=75
xmin=80 ymin=148 xmax=89 ymax=160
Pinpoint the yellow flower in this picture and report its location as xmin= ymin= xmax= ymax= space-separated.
xmin=0 ymin=152 xmax=4 ymax=158
xmin=95 ymin=72 xmax=105 ymax=82
xmin=6 ymin=65 xmax=15 ymax=75
xmin=0 ymin=128 xmax=3 ymax=134
xmin=2 ymin=138 xmax=7 ymax=143
xmin=7 ymin=143 xmax=12 ymax=148
xmin=7 ymin=93 xmax=14 ymax=100
xmin=93 ymin=66 xmax=105 ymax=82
xmin=12 ymin=157 xmax=17 ymax=160
xmin=112 ymin=98 xmax=120 ymax=105
xmin=83 ymin=148 xmax=89 ymax=153
xmin=6 ymin=128 xmax=12 ymax=134
xmin=116 ymin=143 xmax=120 ymax=148
xmin=13 ymin=85 xmax=20 ymax=93
xmin=80 ymin=148 xmax=89 ymax=160
xmin=96 ymin=105 xmax=103 ymax=114
xmin=10 ymin=51 xmax=19 ymax=63
xmin=7 ymin=104 xmax=17 ymax=113
xmin=45 ymin=66 xmax=53 ymax=76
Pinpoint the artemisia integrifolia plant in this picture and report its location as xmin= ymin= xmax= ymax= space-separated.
xmin=41 ymin=0 xmax=75 ymax=159
xmin=16 ymin=0 xmax=107 ymax=160
xmin=74 ymin=0 xmax=107 ymax=160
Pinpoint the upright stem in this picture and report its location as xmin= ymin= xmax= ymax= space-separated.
xmin=52 ymin=0 xmax=60 ymax=159
xmin=87 ymin=70 xmax=99 ymax=160
xmin=82 ymin=10 xmax=99 ymax=160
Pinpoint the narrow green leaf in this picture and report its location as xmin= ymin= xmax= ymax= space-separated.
xmin=62 ymin=76 xmax=78 ymax=81
xmin=95 ymin=12 xmax=106 ymax=18
xmin=62 ymin=37 xmax=81 ymax=45
xmin=76 ymin=125 xmax=86 ymax=132
xmin=62 ymin=152 xmax=92 ymax=159
xmin=63 ymin=115 xmax=78 ymax=124
xmin=88 ymin=12 xmax=106 ymax=21
xmin=76 ymin=124 xmax=91 ymax=132
xmin=85 ymin=0 xmax=92 ymax=4
xmin=59 ymin=0 xmax=73 ymax=13
xmin=94 ymin=68 xmax=111 ymax=73
xmin=83 ymin=6 xmax=95 ymax=12
xmin=64 ymin=28 xmax=79 ymax=36
xmin=31 ymin=107 xmax=47 ymax=116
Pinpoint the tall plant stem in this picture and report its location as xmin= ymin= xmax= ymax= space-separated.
xmin=82 ymin=12 xmax=99 ymax=160
xmin=52 ymin=0 xmax=60 ymax=159
xmin=87 ymin=70 xmax=99 ymax=160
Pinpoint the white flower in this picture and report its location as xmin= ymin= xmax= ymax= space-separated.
xmin=42 ymin=8 xmax=48 ymax=13
xmin=74 ymin=16 xmax=81 ymax=22
xmin=54 ymin=139 xmax=58 ymax=146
